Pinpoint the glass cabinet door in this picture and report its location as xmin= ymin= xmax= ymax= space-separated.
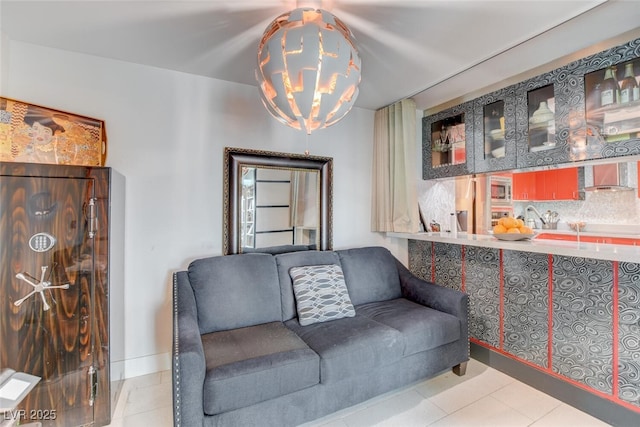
xmin=527 ymin=84 xmax=556 ymax=153
xmin=423 ymin=101 xmax=474 ymax=179
xmin=1 ymin=173 xmax=97 ymax=427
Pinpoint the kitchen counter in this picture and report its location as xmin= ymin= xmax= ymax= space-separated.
xmin=397 ymin=230 xmax=640 ymax=422
xmin=388 ymin=231 xmax=640 ymax=263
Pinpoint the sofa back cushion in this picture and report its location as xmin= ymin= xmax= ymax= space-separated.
xmin=337 ymin=247 xmax=402 ymax=306
xmin=188 ymin=253 xmax=281 ymax=334
xmin=275 ymin=251 xmax=342 ymax=321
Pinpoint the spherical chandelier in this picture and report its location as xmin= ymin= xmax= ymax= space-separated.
xmin=256 ymin=6 xmax=361 ymax=135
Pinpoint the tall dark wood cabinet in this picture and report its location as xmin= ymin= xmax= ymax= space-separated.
xmin=1 ymin=162 xmax=112 ymax=426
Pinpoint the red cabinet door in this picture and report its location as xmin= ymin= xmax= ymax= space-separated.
xmin=551 ymin=168 xmax=579 ymax=200
xmin=512 ymin=171 xmax=537 ymax=200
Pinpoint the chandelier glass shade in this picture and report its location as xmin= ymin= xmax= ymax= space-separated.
xmin=256 ymin=7 xmax=361 ymax=135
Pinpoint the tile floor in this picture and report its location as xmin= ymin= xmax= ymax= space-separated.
xmin=105 ymin=359 xmax=611 ymax=427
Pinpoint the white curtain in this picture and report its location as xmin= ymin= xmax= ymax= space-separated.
xmin=371 ymin=98 xmax=420 ymax=233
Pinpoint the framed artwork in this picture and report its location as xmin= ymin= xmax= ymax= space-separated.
xmin=0 ymin=97 xmax=106 ymax=166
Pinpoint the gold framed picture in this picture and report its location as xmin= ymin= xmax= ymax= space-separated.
xmin=0 ymin=97 xmax=106 ymax=166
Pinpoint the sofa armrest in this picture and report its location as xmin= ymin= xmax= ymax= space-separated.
xmin=395 ymin=260 xmax=468 ymax=325
xmin=173 ymin=271 xmax=206 ymax=427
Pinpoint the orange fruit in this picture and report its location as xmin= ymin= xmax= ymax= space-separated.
xmin=493 ymin=224 xmax=507 ymax=234
xmin=519 ymin=226 xmax=533 ymax=234
xmin=507 ymin=227 xmax=521 ymax=233
xmin=503 ymin=216 xmax=518 ymax=229
xmin=498 ymin=217 xmax=508 ymax=226
xmin=516 ymin=218 xmax=524 ymax=228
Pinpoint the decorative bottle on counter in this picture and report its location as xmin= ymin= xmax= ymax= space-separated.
xmin=620 ymin=62 xmax=639 ymax=103
xmin=600 ymin=66 xmax=618 ymax=107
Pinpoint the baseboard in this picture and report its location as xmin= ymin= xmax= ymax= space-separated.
xmin=471 ymin=342 xmax=639 ymax=427
xmin=122 ymin=352 xmax=171 ymax=379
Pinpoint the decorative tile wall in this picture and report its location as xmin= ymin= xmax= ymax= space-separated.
xmin=465 ymin=246 xmax=500 ymax=347
xmin=433 ymin=243 xmax=463 ymax=291
xmin=551 ymin=255 xmax=613 ymax=394
xmin=618 ymin=261 xmax=640 ymax=408
xmin=407 ymin=239 xmax=432 ymax=281
xmin=503 ymin=250 xmax=549 ymax=368
xmin=408 ymin=239 xmax=640 ymax=415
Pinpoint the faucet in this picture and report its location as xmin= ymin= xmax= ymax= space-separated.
xmin=526 ymin=205 xmax=547 ymax=228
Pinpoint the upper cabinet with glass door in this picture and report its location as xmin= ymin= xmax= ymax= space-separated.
xmin=473 ymin=86 xmax=516 ymax=172
xmin=516 ymin=75 xmax=571 ymax=168
xmin=423 ymin=101 xmax=474 ymax=179
xmin=582 ymin=56 xmax=640 ymax=160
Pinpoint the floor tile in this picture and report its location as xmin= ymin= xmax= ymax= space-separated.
xmin=428 ymin=396 xmax=533 ymax=427
xmin=530 ymin=404 xmax=612 ymax=427
xmin=426 ymin=366 xmax=514 ymax=413
xmin=490 ymin=380 xmax=562 ymax=420
xmin=340 ymin=389 xmax=447 ymax=427
xmin=123 ymin=379 xmax=172 ymax=417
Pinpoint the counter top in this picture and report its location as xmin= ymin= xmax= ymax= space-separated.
xmin=388 ymin=231 xmax=640 ymax=263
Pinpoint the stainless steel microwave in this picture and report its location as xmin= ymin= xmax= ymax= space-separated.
xmin=489 ymin=176 xmax=512 ymax=205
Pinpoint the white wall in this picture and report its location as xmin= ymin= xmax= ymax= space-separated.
xmin=5 ymin=40 xmax=403 ymax=378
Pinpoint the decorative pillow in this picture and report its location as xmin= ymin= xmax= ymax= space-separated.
xmin=289 ymin=264 xmax=356 ymax=326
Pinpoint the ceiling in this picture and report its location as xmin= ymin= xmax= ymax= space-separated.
xmin=2 ymin=1 xmax=640 ymax=112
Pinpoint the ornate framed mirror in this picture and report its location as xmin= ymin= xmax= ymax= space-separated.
xmin=223 ymin=147 xmax=333 ymax=255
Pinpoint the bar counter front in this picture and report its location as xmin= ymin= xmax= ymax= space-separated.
xmin=389 ymin=231 xmax=640 ymax=426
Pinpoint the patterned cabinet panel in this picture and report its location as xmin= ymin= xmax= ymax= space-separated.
xmin=433 ymin=242 xmax=463 ymax=291
xmin=552 ymin=255 xmax=614 ymax=394
xmin=473 ymin=86 xmax=517 ymax=172
xmin=515 ymin=76 xmax=570 ymax=168
xmin=568 ymin=38 xmax=640 ymax=161
xmin=407 ymin=239 xmax=432 ymax=281
xmin=503 ymin=250 xmax=549 ymax=368
xmin=618 ymin=261 xmax=640 ymax=408
xmin=422 ymin=101 xmax=474 ymax=179
xmin=465 ymin=246 xmax=500 ymax=347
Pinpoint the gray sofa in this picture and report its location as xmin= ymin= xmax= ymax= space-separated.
xmin=172 ymin=246 xmax=469 ymax=427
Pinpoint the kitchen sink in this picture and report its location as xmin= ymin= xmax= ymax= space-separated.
xmin=535 ymin=233 xmax=640 ymax=246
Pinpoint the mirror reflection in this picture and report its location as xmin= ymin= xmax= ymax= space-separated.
xmin=223 ymin=147 xmax=333 ymax=255
xmin=240 ymin=167 xmax=319 ymax=250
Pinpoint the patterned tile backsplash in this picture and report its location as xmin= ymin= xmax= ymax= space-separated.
xmin=418 ymin=160 xmax=640 ymax=235
xmin=418 ymin=179 xmax=455 ymax=230
xmin=513 ymin=190 xmax=640 ymax=233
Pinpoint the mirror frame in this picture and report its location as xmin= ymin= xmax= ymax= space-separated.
xmin=223 ymin=147 xmax=333 ymax=255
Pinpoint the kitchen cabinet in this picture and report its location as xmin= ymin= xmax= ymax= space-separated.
xmin=422 ymin=37 xmax=640 ymax=180
xmin=512 ymin=167 xmax=580 ymax=201
xmin=423 ymin=101 xmax=474 ymax=179
xmin=407 ymin=239 xmax=640 ymax=424
xmin=512 ymin=171 xmax=539 ymax=200
xmin=472 ymin=86 xmax=517 ymax=173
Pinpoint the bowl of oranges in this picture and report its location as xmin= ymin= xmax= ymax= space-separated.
xmin=492 ymin=216 xmax=535 ymax=241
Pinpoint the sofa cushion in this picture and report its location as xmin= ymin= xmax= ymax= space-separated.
xmin=290 ymin=264 xmax=356 ymax=326
xmin=202 ymin=322 xmax=319 ymax=415
xmin=275 ymin=250 xmax=342 ymax=321
xmin=285 ymin=315 xmax=404 ymax=383
xmin=357 ymin=298 xmax=462 ymax=356
xmin=188 ymin=253 xmax=281 ymax=334
xmin=337 ymin=247 xmax=402 ymax=306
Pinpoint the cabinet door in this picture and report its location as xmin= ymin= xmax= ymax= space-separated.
xmin=512 ymin=171 xmax=537 ymax=200
xmin=423 ymin=101 xmax=474 ymax=179
xmin=540 ymin=168 xmax=578 ymax=200
xmin=553 ymin=168 xmax=579 ymax=200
